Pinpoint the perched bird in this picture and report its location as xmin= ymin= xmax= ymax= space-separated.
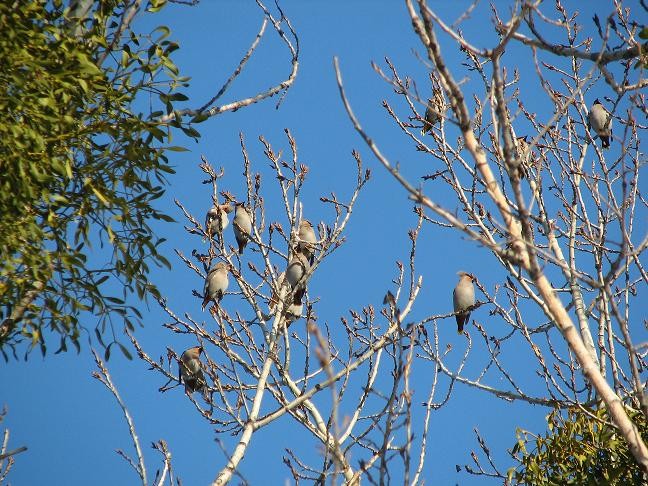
xmin=588 ymin=99 xmax=612 ymax=149
xmin=507 ymin=218 xmax=523 ymax=244
xmin=453 ymin=271 xmax=476 ymax=334
xmin=179 ymin=346 xmax=206 ymax=394
xmin=233 ymin=202 xmax=252 ymax=254
xmin=286 ymin=249 xmax=311 ymax=305
xmin=421 ymin=88 xmax=445 ymax=135
xmin=297 ymin=220 xmax=317 ymax=264
xmin=505 ymin=218 xmax=528 ymax=264
xmin=513 ymin=135 xmax=531 ymax=180
xmin=202 ymin=262 xmax=229 ymax=310
xmin=205 ymin=203 xmax=233 ymax=240
xmin=268 ymin=271 xmax=304 ymax=325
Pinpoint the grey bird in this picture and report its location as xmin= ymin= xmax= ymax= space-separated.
xmin=588 ymin=99 xmax=612 ymax=149
xmin=421 ymin=88 xmax=445 ymax=135
xmin=297 ymin=220 xmax=317 ymax=264
xmin=286 ymin=249 xmax=311 ymax=305
xmin=202 ymin=262 xmax=229 ymax=310
xmin=453 ymin=271 xmax=476 ymax=334
xmin=268 ymin=271 xmax=304 ymax=325
xmin=205 ymin=203 xmax=232 ymax=240
xmin=179 ymin=346 xmax=206 ymax=394
xmin=233 ymin=203 xmax=252 ymax=254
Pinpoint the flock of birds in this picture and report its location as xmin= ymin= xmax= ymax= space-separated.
xmin=179 ymin=205 xmax=317 ymax=394
xmin=422 ymin=92 xmax=614 ymax=151
xmin=177 ymin=95 xmax=614 ymax=395
xmin=200 ymin=205 xmax=317 ymax=311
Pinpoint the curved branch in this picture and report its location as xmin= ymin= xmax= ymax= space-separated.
xmin=160 ymin=0 xmax=299 ymax=124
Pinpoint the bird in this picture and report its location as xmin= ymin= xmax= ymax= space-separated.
xmin=512 ymin=135 xmax=531 ymax=180
xmin=268 ymin=271 xmax=304 ymax=325
xmin=205 ymin=203 xmax=232 ymax=240
xmin=233 ymin=202 xmax=252 ymax=254
xmin=588 ymin=99 xmax=612 ymax=149
xmin=453 ymin=271 xmax=476 ymax=334
xmin=286 ymin=249 xmax=311 ymax=305
xmin=421 ymin=88 xmax=445 ymax=135
xmin=507 ymin=218 xmax=523 ymax=244
xmin=297 ymin=220 xmax=317 ymax=264
xmin=179 ymin=346 xmax=206 ymax=394
xmin=202 ymin=262 xmax=229 ymax=310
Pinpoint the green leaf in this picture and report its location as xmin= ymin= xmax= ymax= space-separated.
xmin=117 ymin=342 xmax=133 ymax=360
xmin=89 ymin=184 xmax=110 ymax=206
xmin=168 ymin=92 xmax=188 ymax=101
xmin=190 ymin=111 xmax=210 ymax=124
xmin=181 ymin=126 xmax=200 ymax=139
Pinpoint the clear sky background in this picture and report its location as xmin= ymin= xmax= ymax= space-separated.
xmin=2 ymin=1 xmax=646 ymax=485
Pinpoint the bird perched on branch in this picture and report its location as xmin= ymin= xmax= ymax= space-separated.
xmin=297 ymin=220 xmax=317 ymax=264
xmin=202 ymin=262 xmax=229 ymax=310
xmin=588 ymin=99 xmax=612 ymax=149
xmin=286 ymin=249 xmax=311 ymax=305
xmin=233 ymin=202 xmax=252 ymax=254
xmin=268 ymin=271 xmax=304 ymax=325
xmin=205 ymin=202 xmax=233 ymax=240
xmin=513 ymin=135 xmax=531 ymax=180
xmin=421 ymin=88 xmax=445 ymax=135
xmin=179 ymin=346 xmax=206 ymax=394
xmin=453 ymin=271 xmax=476 ymax=334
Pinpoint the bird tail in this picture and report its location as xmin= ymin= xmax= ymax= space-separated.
xmin=294 ymin=288 xmax=305 ymax=305
xmin=456 ymin=314 xmax=466 ymax=334
xmin=238 ymin=241 xmax=245 ymax=254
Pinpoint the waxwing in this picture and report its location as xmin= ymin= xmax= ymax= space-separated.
xmin=297 ymin=220 xmax=317 ymax=264
xmin=179 ymin=346 xmax=206 ymax=394
xmin=453 ymin=271 xmax=475 ymax=334
xmin=233 ymin=202 xmax=252 ymax=254
xmin=421 ymin=88 xmax=445 ymax=135
xmin=202 ymin=262 xmax=229 ymax=310
xmin=205 ymin=203 xmax=233 ymax=239
xmin=286 ymin=249 xmax=310 ymax=305
xmin=268 ymin=271 xmax=304 ymax=325
xmin=513 ymin=135 xmax=531 ymax=179
xmin=588 ymin=99 xmax=612 ymax=149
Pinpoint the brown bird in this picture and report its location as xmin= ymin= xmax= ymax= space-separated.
xmin=202 ymin=262 xmax=229 ymax=310
xmin=286 ymin=249 xmax=311 ymax=305
xmin=421 ymin=88 xmax=445 ymax=135
xmin=513 ymin=135 xmax=531 ymax=179
xmin=453 ymin=271 xmax=476 ymax=334
xmin=233 ymin=202 xmax=252 ymax=254
xmin=268 ymin=271 xmax=304 ymax=325
xmin=179 ymin=346 xmax=206 ymax=394
xmin=205 ymin=203 xmax=233 ymax=240
xmin=588 ymin=99 xmax=612 ymax=149
xmin=297 ymin=220 xmax=317 ymax=263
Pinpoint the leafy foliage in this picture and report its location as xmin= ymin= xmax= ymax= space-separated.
xmin=638 ymin=26 xmax=648 ymax=69
xmin=0 ymin=0 xmax=194 ymax=359
xmin=510 ymin=406 xmax=648 ymax=485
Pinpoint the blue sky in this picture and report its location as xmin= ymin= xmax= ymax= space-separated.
xmin=3 ymin=1 xmax=646 ymax=485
